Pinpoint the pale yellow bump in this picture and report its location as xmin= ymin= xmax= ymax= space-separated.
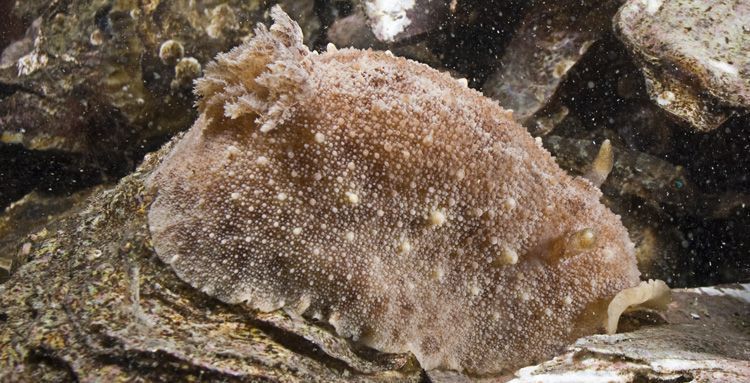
xmin=503 ymin=197 xmax=517 ymax=211
xmin=345 ymin=231 xmax=355 ymax=242
xmin=347 ymin=161 xmax=356 ymax=171
xmin=314 ymin=132 xmax=326 ymax=143
xmin=602 ymin=247 xmax=616 ymax=262
xmin=345 ymin=191 xmax=360 ymax=205
xmin=225 ymin=145 xmax=240 ymax=158
xmin=256 ymin=156 xmax=269 ymax=166
xmin=432 ymin=266 xmax=445 ymax=282
xmin=326 ymin=42 xmax=338 ymax=52
xmin=520 ymin=291 xmax=531 ymax=301
xmin=230 ymin=192 xmax=240 ymax=200
xmin=292 ymin=227 xmax=303 ymax=235
xmin=277 ymin=192 xmax=288 ymax=201
xmin=469 ymin=284 xmax=481 ymax=296
xmin=572 ymin=228 xmax=596 ymax=250
xmin=398 ymin=239 xmax=412 ymax=254
xmin=376 ymin=209 xmax=385 ymax=217
xmin=422 ymin=130 xmax=434 ymax=145
xmin=494 ymin=246 xmax=518 ymax=266
xmin=456 ymin=168 xmax=466 ymax=180
xmin=428 ymin=209 xmax=447 ymax=227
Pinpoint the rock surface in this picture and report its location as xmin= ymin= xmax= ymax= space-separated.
xmin=0 ymin=188 xmax=99 ymax=283
xmin=361 ymin=0 xmax=450 ymax=43
xmin=483 ymin=0 xmax=623 ymax=128
xmin=615 ymin=0 xmax=750 ymax=131
xmin=508 ymin=284 xmax=750 ymax=383
xmin=0 ymin=0 xmax=301 ymax=209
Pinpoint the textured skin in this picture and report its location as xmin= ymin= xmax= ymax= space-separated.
xmin=147 ymin=8 xmax=640 ymax=375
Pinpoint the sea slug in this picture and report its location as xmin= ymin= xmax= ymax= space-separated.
xmin=147 ymin=7 xmax=646 ymax=375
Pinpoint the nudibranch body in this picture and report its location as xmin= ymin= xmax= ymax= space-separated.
xmin=147 ymin=7 xmax=640 ymax=375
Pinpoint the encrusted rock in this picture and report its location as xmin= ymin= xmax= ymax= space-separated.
xmin=615 ymin=0 xmax=750 ymax=131
xmin=0 ymin=188 xmax=99 ymax=283
xmin=362 ymin=0 xmax=449 ymax=43
xmin=508 ymin=284 xmax=750 ymax=383
xmin=483 ymin=0 xmax=624 ymax=126
xmin=0 ymin=0 xmax=297 ymax=208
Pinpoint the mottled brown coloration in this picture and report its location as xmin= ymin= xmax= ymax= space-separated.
xmin=147 ymin=7 xmax=640 ymax=375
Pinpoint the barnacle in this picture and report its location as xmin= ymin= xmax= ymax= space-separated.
xmin=147 ymin=7 xmax=644 ymax=375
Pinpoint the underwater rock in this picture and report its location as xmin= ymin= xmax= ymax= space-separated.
xmin=615 ymin=0 xmax=750 ymax=131
xmin=0 ymin=143 xmax=114 ymax=210
xmin=361 ymin=0 xmax=450 ymax=43
xmin=0 ymin=188 xmax=99 ymax=283
xmin=508 ymin=284 xmax=750 ymax=383
xmin=147 ymin=7 xmax=643 ymax=375
xmin=327 ymin=10 xmax=443 ymax=69
xmin=0 ymin=0 xmax=285 ymax=199
xmin=544 ymin=136 xmax=695 ymax=213
xmin=0 ymin=2 xmax=26 ymax=61
xmin=327 ymin=11 xmax=379 ymax=49
xmin=483 ymin=0 xmax=624 ymax=126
